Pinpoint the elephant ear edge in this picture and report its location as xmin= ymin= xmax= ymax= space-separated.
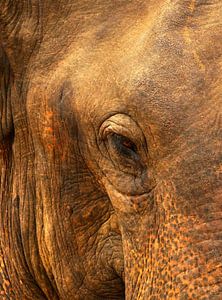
xmin=0 ymin=45 xmax=14 ymax=147
xmin=0 ymin=46 xmax=15 ymax=299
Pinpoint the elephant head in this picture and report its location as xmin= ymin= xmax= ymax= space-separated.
xmin=0 ymin=1 xmax=222 ymax=299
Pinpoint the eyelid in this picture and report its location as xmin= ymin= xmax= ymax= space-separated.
xmin=99 ymin=115 xmax=143 ymax=143
xmin=100 ymin=122 xmax=134 ymax=141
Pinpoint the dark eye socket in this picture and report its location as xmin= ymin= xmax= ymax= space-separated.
xmin=110 ymin=133 xmax=138 ymax=159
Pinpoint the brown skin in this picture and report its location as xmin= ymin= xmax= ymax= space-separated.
xmin=0 ymin=0 xmax=222 ymax=299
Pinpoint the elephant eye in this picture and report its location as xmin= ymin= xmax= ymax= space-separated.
xmin=110 ymin=133 xmax=139 ymax=160
xmin=99 ymin=114 xmax=146 ymax=175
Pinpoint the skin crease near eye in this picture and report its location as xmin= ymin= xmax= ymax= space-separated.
xmin=99 ymin=114 xmax=146 ymax=152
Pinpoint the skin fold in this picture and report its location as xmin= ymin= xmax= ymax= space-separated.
xmin=0 ymin=0 xmax=222 ymax=299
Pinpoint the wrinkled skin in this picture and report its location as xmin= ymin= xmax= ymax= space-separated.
xmin=0 ymin=0 xmax=222 ymax=299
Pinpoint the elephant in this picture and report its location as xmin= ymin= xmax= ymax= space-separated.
xmin=0 ymin=0 xmax=222 ymax=299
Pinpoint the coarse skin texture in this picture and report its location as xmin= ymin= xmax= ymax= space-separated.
xmin=0 ymin=0 xmax=222 ymax=299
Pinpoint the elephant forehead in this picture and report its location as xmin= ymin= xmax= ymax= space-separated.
xmin=27 ymin=0 xmax=222 ymax=142
xmin=70 ymin=2 xmax=222 ymax=111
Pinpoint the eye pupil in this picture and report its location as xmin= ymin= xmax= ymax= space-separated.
xmin=111 ymin=134 xmax=138 ymax=156
xmin=122 ymin=138 xmax=137 ymax=152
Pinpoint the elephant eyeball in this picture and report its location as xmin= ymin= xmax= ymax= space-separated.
xmin=110 ymin=133 xmax=139 ymax=160
xmin=121 ymin=137 xmax=137 ymax=152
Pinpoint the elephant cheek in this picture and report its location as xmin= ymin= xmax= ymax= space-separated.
xmin=108 ymin=183 xmax=222 ymax=300
xmin=121 ymin=223 xmax=222 ymax=300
